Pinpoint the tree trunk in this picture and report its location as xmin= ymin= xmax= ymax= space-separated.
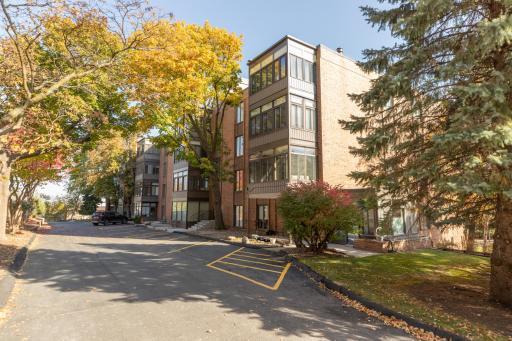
xmin=490 ymin=193 xmax=512 ymax=307
xmin=466 ymin=222 xmax=476 ymax=252
xmin=0 ymin=153 xmax=11 ymax=241
xmin=209 ymin=176 xmax=224 ymax=229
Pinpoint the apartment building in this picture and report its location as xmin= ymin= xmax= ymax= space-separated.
xmin=133 ymin=138 xmax=160 ymax=220
xmin=244 ymin=35 xmax=375 ymax=234
xmin=156 ymin=35 xmax=376 ymax=234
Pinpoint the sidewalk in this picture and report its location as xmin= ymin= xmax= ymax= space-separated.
xmin=327 ymin=243 xmax=379 ymax=258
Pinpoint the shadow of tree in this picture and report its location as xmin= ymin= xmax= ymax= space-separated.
xmin=14 ymin=224 xmax=413 ymax=340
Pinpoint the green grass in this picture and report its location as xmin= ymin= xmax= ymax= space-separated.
xmin=299 ymin=250 xmax=509 ymax=341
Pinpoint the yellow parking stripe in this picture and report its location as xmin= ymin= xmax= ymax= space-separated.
xmin=207 ymin=264 xmax=276 ymax=290
xmin=168 ymin=241 xmax=211 ymax=254
xmin=216 ymin=260 xmax=282 ymax=274
xmin=272 ymin=262 xmax=291 ymax=290
xmin=206 ymin=247 xmax=245 ymax=266
xmin=234 ymin=252 xmax=286 ymax=264
xmin=227 ymin=256 xmax=286 ymax=268
xmin=237 ymin=250 xmax=276 ymax=256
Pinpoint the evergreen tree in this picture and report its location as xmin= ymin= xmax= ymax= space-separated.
xmin=343 ymin=0 xmax=512 ymax=306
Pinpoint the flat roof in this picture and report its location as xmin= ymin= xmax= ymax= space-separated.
xmin=247 ymin=35 xmax=316 ymax=66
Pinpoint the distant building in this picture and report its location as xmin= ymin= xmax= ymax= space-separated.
xmin=133 ymin=137 xmax=160 ymax=220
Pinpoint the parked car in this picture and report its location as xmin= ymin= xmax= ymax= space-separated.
xmin=92 ymin=211 xmax=128 ymax=226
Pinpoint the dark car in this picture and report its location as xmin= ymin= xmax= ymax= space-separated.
xmin=92 ymin=211 xmax=127 ymax=226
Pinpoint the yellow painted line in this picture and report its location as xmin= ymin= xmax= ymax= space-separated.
xmin=234 ymin=252 xmax=286 ymax=264
xmin=215 ymin=260 xmax=282 ymax=274
xmin=206 ymin=247 xmax=245 ymax=266
xmin=168 ymin=240 xmax=211 ymax=254
xmin=207 ymin=264 xmax=276 ymax=290
xmin=272 ymin=262 xmax=291 ymax=290
xmin=237 ymin=250 xmax=276 ymax=256
xmin=226 ymin=256 xmax=286 ymax=268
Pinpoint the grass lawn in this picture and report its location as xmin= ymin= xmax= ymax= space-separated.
xmin=298 ymin=250 xmax=511 ymax=341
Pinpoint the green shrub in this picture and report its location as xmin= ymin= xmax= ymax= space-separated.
xmin=133 ymin=216 xmax=142 ymax=224
xmin=278 ymin=181 xmax=362 ymax=252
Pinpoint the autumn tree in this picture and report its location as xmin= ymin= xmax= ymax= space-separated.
xmin=0 ymin=0 xmax=155 ymax=239
xmin=127 ymin=21 xmax=243 ymax=229
xmin=343 ymin=1 xmax=512 ymax=306
xmin=68 ymin=130 xmax=136 ymax=215
xmin=8 ymin=154 xmax=61 ymax=233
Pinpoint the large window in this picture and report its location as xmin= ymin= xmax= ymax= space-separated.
xmin=234 ymin=205 xmax=243 ymax=227
xmin=173 ymin=170 xmax=188 ymax=191
xmin=235 ymin=136 xmax=244 ymax=157
xmin=290 ymin=95 xmax=316 ymax=130
xmin=257 ymin=205 xmax=269 ymax=229
xmin=250 ymin=54 xmax=287 ymax=94
xmin=236 ymin=102 xmax=244 ymax=123
xmin=172 ymin=201 xmax=187 ymax=223
xmin=290 ymin=54 xmax=314 ymax=83
xmin=141 ymin=202 xmax=157 ymax=217
xmin=249 ymin=146 xmax=288 ymax=183
xmin=249 ymin=96 xmax=287 ymax=137
xmin=290 ymin=146 xmax=317 ymax=182
xmin=144 ymin=164 xmax=159 ymax=175
xmin=151 ymin=182 xmax=159 ymax=196
xmin=188 ymin=176 xmax=208 ymax=191
xmin=235 ymin=170 xmax=243 ymax=191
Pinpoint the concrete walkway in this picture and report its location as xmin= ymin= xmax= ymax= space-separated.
xmin=328 ymin=243 xmax=380 ymax=257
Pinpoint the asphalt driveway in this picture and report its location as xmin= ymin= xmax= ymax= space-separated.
xmin=0 ymin=221 xmax=414 ymax=340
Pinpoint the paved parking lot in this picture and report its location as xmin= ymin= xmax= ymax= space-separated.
xmin=0 ymin=221 xmax=414 ymax=340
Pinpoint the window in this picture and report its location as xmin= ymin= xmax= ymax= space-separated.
xmin=290 ymin=54 xmax=314 ymax=83
xmin=235 ymin=136 xmax=244 ymax=157
xmin=151 ymin=183 xmax=159 ymax=196
xmin=189 ymin=176 xmax=208 ymax=191
xmin=297 ymin=57 xmax=303 ymax=80
xmin=304 ymin=60 xmax=313 ymax=82
xmin=291 ymin=96 xmax=316 ymax=130
xmin=234 ymin=205 xmax=243 ymax=227
xmin=290 ymin=55 xmax=297 ymax=78
xmin=257 ymin=205 xmax=269 ymax=229
xmin=172 ymin=201 xmax=187 ymax=223
xmin=249 ymin=96 xmax=287 ymax=137
xmin=305 ymin=107 xmax=315 ymax=130
xmin=235 ymin=170 xmax=243 ymax=191
xmin=291 ymin=104 xmax=304 ymax=129
xmin=173 ymin=170 xmax=188 ymax=191
xmin=141 ymin=202 xmax=157 ymax=217
xmin=279 ymin=55 xmax=286 ymax=79
xmin=290 ymin=146 xmax=316 ymax=182
xmin=250 ymin=55 xmax=287 ymax=94
xmin=236 ymin=102 xmax=244 ymax=123
xmin=249 ymin=146 xmax=288 ymax=183
xmin=153 ymin=167 xmax=159 ymax=176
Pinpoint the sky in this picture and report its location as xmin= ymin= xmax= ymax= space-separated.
xmin=40 ymin=0 xmax=395 ymax=199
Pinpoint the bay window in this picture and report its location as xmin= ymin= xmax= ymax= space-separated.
xmin=290 ymin=146 xmax=317 ymax=182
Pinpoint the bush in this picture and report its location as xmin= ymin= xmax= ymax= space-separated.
xmin=133 ymin=216 xmax=142 ymax=224
xmin=278 ymin=181 xmax=362 ymax=252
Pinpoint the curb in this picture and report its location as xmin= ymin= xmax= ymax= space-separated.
xmin=165 ymin=229 xmax=466 ymax=340
xmin=173 ymin=231 xmax=285 ymax=250
xmin=0 ymin=233 xmax=37 ymax=309
xmin=285 ymin=256 xmax=468 ymax=341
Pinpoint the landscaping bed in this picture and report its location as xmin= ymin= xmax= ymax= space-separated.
xmin=298 ymin=249 xmax=511 ymax=341
xmin=186 ymin=228 xmax=291 ymax=247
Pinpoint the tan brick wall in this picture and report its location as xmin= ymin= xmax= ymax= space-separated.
xmin=429 ymin=225 xmax=467 ymax=250
xmin=316 ymin=46 xmax=374 ymax=188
